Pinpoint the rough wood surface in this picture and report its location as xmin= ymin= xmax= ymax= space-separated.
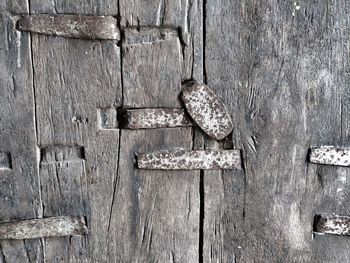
xmin=310 ymin=146 xmax=350 ymax=167
xmin=121 ymin=108 xmax=192 ymax=129
xmin=0 ymin=216 xmax=88 ymax=240
xmin=182 ymin=81 xmax=233 ymax=140
xmin=314 ymin=214 xmax=350 ymax=236
xmin=138 ymin=149 xmax=242 ymax=170
xmin=18 ymin=14 xmax=120 ymax=40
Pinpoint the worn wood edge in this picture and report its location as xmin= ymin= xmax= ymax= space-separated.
xmin=181 ymin=81 xmax=233 ymax=140
xmin=137 ymin=149 xmax=242 ymax=170
xmin=17 ymin=14 xmax=120 ymax=40
xmin=120 ymin=108 xmax=192 ymax=129
xmin=309 ymin=146 xmax=350 ymax=166
xmin=122 ymin=26 xmax=178 ymax=45
xmin=314 ymin=214 xmax=350 ymax=236
xmin=0 ymin=216 xmax=88 ymax=240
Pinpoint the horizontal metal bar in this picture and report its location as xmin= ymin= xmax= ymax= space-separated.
xmin=181 ymin=81 xmax=233 ymax=140
xmin=0 ymin=216 xmax=88 ymax=240
xmin=137 ymin=149 xmax=242 ymax=170
xmin=120 ymin=108 xmax=192 ymax=129
xmin=17 ymin=14 xmax=120 ymax=40
xmin=309 ymin=146 xmax=350 ymax=166
xmin=314 ymin=214 xmax=350 ymax=236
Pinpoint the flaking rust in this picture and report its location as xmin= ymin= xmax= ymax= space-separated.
xmin=181 ymin=81 xmax=233 ymax=140
xmin=0 ymin=216 xmax=88 ymax=240
xmin=137 ymin=149 xmax=242 ymax=170
xmin=314 ymin=214 xmax=350 ymax=236
xmin=17 ymin=14 xmax=119 ymax=40
xmin=121 ymin=108 xmax=192 ymax=129
xmin=309 ymin=146 xmax=350 ymax=166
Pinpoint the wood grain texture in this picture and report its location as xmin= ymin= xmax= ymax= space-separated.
xmin=205 ymin=1 xmax=350 ymax=262
xmin=0 ymin=2 xmax=44 ymax=262
xmin=119 ymin=0 xmax=203 ymax=80
xmin=0 ymin=216 xmax=88 ymax=240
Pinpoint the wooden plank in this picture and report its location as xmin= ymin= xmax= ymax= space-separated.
xmin=0 ymin=216 xmax=87 ymax=240
xmin=205 ymin=1 xmax=350 ymax=262
xmin=138 ymin=149 xmax=242 ymax=170
xmin=29 ymin=3 xmax=122 ymax=261
xmin=314 ymin=214 xmax=350 ymax=236
xmin=122 ymin=27 xmax=182 ymax=108
xmin=310 ymin=146 xmax=350 ymax=167
xmin=182 ymin=81 xmax=233 ymax=140
xmin=18 ymin=14 xmax=120 ymax=40
xmin=121 ymin=108 xmax=192 ymax=129
xmin=119 ymin=0 xmax=203 ymax=80
xmin=107 ymin=129 xmax=199 ymax=262
xmin=0 ymin=2 xmax=43 ymax=262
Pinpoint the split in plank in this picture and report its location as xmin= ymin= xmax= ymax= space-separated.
xmin=314 ymin=214 xmax=350 ymax=236
xmin=181 ymin=81 xmax=233 ymax=140
xmin=17 ymin=14 xmax=120 ymax=40
xmin=0 ymin=216 xmax=88 ymax=240
xmin=120 ymin=108 xmax=192 ymax=129
xmin=137 ymin=149 xmax=242 ymax=170
xmin=309 ymin=146 xmax=350 ymax=167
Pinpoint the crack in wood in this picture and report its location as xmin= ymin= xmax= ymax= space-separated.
xmin=137 ymin=149 xmax=242 ymax=170
xmin=0 ymin=216 xmax=88 ymax=240
xmin=17 ymin=14 xmax=120 ymax=40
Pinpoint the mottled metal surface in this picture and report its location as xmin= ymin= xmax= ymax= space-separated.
xmin=0 ymin=216 xmax=88 ymax=240
xmin=181 ymin=81 xmax=233 ymax=140
xmin=137 ymin=149 xmax=242 ymax=170
xmin=309 ymin=146 xmax=350 ymax=166
xmin=17 ymin=14 xmax=119 ymax=40
xmin=121 ymin=108 xmax=192 ymax=129
xmin=314 ymin=214 xmax=350 ymax=236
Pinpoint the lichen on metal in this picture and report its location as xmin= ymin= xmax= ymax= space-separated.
xmin=314 ymin=214 xmax=350 ymax=236
xmin=121 ymin=108 xmax=192 ymax=129
xmin=17 ymin=14 xmax=120 ymax=40
xmin=137 ymin=149 xmax=242 ymax=170
xmin=0 ymin=216 xmax=88 ymax=240
xmin=309 ymin=146 xmax=350 ymax=166
xmin=181 ymin=81 xmax=233 ymax=140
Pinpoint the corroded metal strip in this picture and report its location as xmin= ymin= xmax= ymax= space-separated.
xmin=121 ymin=108 xmax=192 ymax=129
xmin=17 ymin=14 xmax=119 ymax=40
xmin=314 ymin=214 xmax=350 ymax=236
xmin=309 ymin=146 xmax=350 ymax=166
xmin=0 ymin=216 xmax=88 ymax=240
xmin=137 ymin=149 xmax=242 ymax=170
xmin=181 ymin=81 xmax=233 ymax=140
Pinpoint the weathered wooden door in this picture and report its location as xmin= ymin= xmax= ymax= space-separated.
xmin=1 ymin=0 xmax=350 ymax=262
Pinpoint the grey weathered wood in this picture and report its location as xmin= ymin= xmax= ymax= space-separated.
xmin=138 ymin=149 xmax=242 ymax=170
xmin=205 ymin=1 xmax=350 ymax=262
xmin=17 ymin=14 xmax=120 ymax=40
xmin=0 ymin=216 xmax=88 ymax=240
xmin=29 ymin=2 xmax=122 ymax=261
xmin=310 ymin=146 xmax=350 ymax=167
xmin=121 ymin=108 xmax=192 ymax=129
xmin=314 ymin=214 xmax=350 ymax=236
xmin=0 ymin=2 xmax=43 ymax=262
xmin=182 ymin=81 xmax=233 ymax=140
xmin=119 ymin=0 xmax=203 ymax=80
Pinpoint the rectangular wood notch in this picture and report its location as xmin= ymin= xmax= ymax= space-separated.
xmin=0 ymin=152 xmax=12 ymax=170
xmin=120 ymin=108 xmax=192 ymax=129
xmin=137 ymin=149 xmax=242 ymax=170
xmin=40 ymin=145 xmax=85 ymax=164
xmin=309 ymin=146 xmax=350 ymax=166
xmin=314 ymin=214 xmax=350 ymax=236
xmin=17 ymin=14 xmax=120 ymax=40
xmin=0 ymin=216 xmax=88 ymax=240
xmin=98 ymin=107 xmax=118 ymax=129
